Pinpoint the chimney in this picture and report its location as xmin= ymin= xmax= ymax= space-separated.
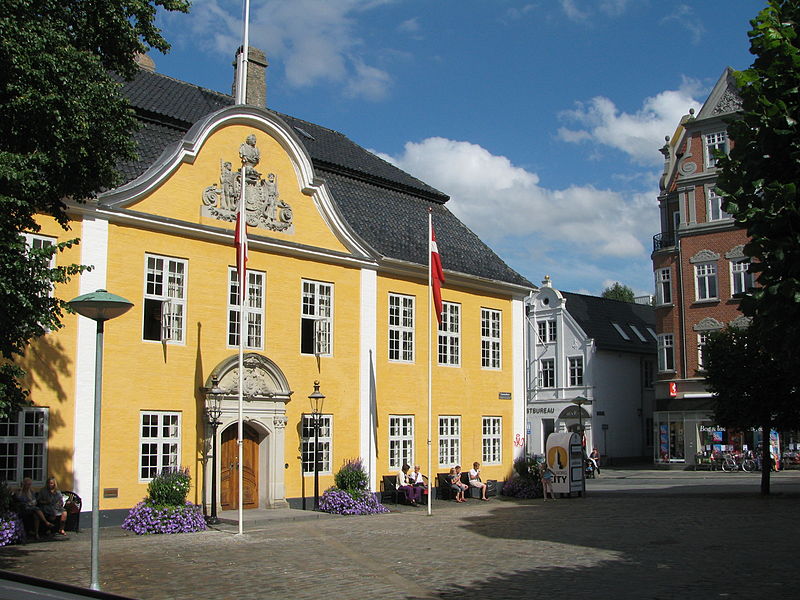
xmin=232 ymin=46 xmax=268 ymax=107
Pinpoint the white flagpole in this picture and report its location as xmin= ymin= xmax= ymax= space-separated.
xmin=236 ymin=0 xmax=251 ymax=536
xmin=237 ymin=175 xmax=246 ymax=536
xmin=427 ymin=211 xmax=433 ymax=516
xmin=235 ymin=0 xmax=251 ymax=104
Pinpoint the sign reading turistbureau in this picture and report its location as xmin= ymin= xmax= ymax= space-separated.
xmin=527 ymin=407 xmax=555 ymax=414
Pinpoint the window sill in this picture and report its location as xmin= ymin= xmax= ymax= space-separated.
xmin=692 ymin=298 xmax=720 ymax=305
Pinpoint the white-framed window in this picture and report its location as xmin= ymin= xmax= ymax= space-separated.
xmin=388 ymin=293 xmax=415 ymax=362
xmin=438 ymin=416 xmax=461 ymax=468
xmin=697 ymin=332 xmax=712 ymax=371
xmin=480 ymin=308 xmax=502 ymax=369
xmin=536 ymin=320 xmax=556 ymax=344
xmin=0 ymin=408 xmax=48 ymax=485
xmin=139 ymin=411 xmax=180 ymax=481
xmin=23 ymin=233 xmax=57 ymax=291
xmin=301 ymin=414 xmax=332 ymax=474
xmin=437 ymin=302 xmax=460 ymax=367
xmin=301 ymin=280 xmax=333 ymax=356
xmin=707 ymin=188 xmax=730 ymax=221
xmin=143 ymin=254 xmax=187 ymax=343
xmin=705 ymin=131 xmax=728 ymax=168
xmin=227 ymin=268 xmax=265 ymax=349
xmin=655 ymin=268 xmax=672 ymax=305
xmin=695 ymin=262 xmax=718 ymax=300
xmin=540 ymin=358 xmax=555 ymax=388
xmin=731 ymin=259 xmax=754 ymax=296
xmin=482 ymin=417 xmax=502 ymax=465
xmin=568 ymin=356 xmax=584 ymax=387
xmin=657 ymin=334 xmax=675 ymax=372
xmin=389 ymin=415 xmax=414 ymax=469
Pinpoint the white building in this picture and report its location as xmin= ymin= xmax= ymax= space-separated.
xmin=526 ymin=277 xmax=657 ymax=462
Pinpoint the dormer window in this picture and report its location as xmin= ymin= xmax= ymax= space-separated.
xmin=611 ymin=322 xmax=630 ymax=341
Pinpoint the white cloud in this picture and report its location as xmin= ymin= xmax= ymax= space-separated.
xmin=398 ymin=17 xmax=420 ymax=33
xmin=557 ymin=79 xmax=704 ymax=165
xmin=178 ymin=0 xmax=394 ymax=100
xmin=560 ymin=0 xmax=588 ymax=21
xmin=378 ymin=137 xmax=657 ymax=259
xmin=662 ymin=4 xmax=705 ymax=45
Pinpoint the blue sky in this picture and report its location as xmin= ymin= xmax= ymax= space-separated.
xmin=152 ymin=0 xmax=763 ymax=296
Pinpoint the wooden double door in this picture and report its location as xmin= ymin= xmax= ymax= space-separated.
xmin=220 ymin=423 xmax=259 ymax=510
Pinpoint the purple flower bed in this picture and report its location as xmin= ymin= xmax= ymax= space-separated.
xmin=0 ymin=511 xmax=24 ymax=546
xmin=502 ymin=477 xmax=541 ymax=499
xmin=319 ymin=489 xmax=390 ymax=515
xmin=121 ymin=501 xmax=207 ymax=535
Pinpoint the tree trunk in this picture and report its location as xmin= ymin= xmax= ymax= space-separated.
xmin=761 ymin=422 xmax=771 ymax=496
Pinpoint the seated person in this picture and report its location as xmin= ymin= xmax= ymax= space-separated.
xmin=36 ymin=476 xmax=68 ymax=536
xmin=468 ymin=461 xmax=489 ymax=500
xmin=396 ymin=464 xmax=423 ymax=506
xmin=14 ymin=477 xmax=52 ymax=539
xmin=453 ymin=465 xmax=469 ymax=497
xmin=410 ymin=465 xmax=426 ymax=487
xmin=448 ymin=467 xmax=465 ymax=502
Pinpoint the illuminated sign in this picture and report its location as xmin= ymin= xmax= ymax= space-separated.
xmin=669 ymin=382 xmax=677 ymax=397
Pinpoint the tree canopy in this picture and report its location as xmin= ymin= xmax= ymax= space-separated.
xmin=716 ymin=0 xmax=800 ymax=367
xmin=0 ymin=0 xmax=189 ymax=415
xmin=601 ymin=282 xmax=636 ymax=303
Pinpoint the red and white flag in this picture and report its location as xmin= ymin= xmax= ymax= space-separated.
xmin=235 ymin=197 xmax=248 ymax=287
xmin=430 ymin=215 xmax=445 ymax=325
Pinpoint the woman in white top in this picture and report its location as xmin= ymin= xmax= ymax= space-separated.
xmin=396 ymin=464 xmax=423 ymax=506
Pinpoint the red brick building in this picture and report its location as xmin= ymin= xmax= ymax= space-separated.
xmin=651 ymin=69 xmax=758 ymax=465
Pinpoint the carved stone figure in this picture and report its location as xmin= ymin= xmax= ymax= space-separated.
xmin=201 ymin=136 xmax=294 ymax=233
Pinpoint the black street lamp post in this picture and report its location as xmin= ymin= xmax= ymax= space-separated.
xmin=204 ymin=376 xmax=224 ymax=525
xmin=573 ymin=395 xmax=591 ymax=495
xmin=308 ymin=381 xmax=326 ymax=510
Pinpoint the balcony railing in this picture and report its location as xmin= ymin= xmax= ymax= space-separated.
xmin=653 ymin=232 xmax=675 ymax=251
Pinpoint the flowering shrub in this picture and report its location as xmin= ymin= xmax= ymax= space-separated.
xmin=147 ymin=467 xmax=191 ymax=506
xmin=319 ymin=488 xmax=389 ymax=515
xmin=319 ymin=458 xmax=389 ymax=515
xmin=121 ymin=501 xmax=207 ymax=535
xmin=0 ymin=511 xmax=24 ymax=547
xmin=502 ymin=477 xmax=541 ymax=499
xmin=334 ymin=458 xmax=369 ymax=492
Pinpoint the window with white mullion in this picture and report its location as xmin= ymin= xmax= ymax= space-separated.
xmin=731 ymin=259 xmax=754 ymax=296
xmin=481 ymin=417 xmax=502 ymax=464
xmin=437 ymin=302 xmax=460 ymax=366
xmin=697 ymin=332 xmax=712 ymax=371
xmin=143 ymin=254 xmax=187 ymax=343
xmin=388 ymin=415 xmax=414 ymax=469
xmin=657 ymin=334 xmax=675 ymax=372
xmin=227 ymin=268 xmax=265 ymax=349
xmin=707 ymin=188 xmax=730 ymax=221
xmin=438 ymin=416 xmax=461 ymax=468
xmin=536 ymin=320 xmax=556 ymax=344
xmin=480 ymin=308 xmax=502 ymax=369
xmin=695 ymin=262 xmax=718 ymax=300
xmin=540 ymin=358 xmax=555 ymax=388
xmin=301 ymin=415 xmax=332 ymax=474
xmin=301 ymin=280 xmax=333 ymax=356
xmin=139 ymin=411 xmax=181 ymax=481
xmin=705 ymin=131 xmax=728 ymax=168
xmin=655 ymin=268 xmax=672 ymax=305
xmin=568 ymin=356 xmax=584 ymax=387
xmin=388 ymin=293 xmax=415 ymax=362
xmin=0 ymin=408 xmax=48 ymax=485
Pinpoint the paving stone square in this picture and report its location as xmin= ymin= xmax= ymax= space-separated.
xmin=2 ymin=469 xmax=799 ymax=599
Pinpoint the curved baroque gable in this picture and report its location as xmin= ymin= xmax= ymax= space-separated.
xmin=725 ymin=245 xmax=746 ymax=259
xmin=690 ymin=249 xmax=721 ymax=264
xmin=693 ymin=317 xmax=724 ymax=332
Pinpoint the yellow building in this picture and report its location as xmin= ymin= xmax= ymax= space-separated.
xmin=9 ymin=50 xmax=533 ymax=518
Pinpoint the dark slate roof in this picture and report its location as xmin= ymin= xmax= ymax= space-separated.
xmin=114 ymin=69 xmax=532 ymax=288
xmin=561 ymin=292 xmax=656 ymax=354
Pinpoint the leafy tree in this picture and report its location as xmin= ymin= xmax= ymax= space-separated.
xmin=704 ymin=325 xmax=799 ymax=495
xmin=716 ymin=0 xmax=800 ymax=372
xmin=601 ymin=282 xmax=635 ymax=303
xmin=0 ymin=1 xmax=189 ymax=415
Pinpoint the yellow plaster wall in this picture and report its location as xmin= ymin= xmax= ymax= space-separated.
xmin=127 ymin=124 xmax=348 ymax=254
xmin=376 ymin=276 xmax=514 ymax=483
xmin=18 ymin=216 xmax=84 ymax=491
xmin=96 ymin=219 xmax=362 ymax=509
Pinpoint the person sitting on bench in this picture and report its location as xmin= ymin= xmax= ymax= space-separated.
xmin=469 ymin=462 xmax=489 ymax=500
xmin=14 ymin=477 xmax=52 ymax=539
xmin=396 ymin=464 xmax=422 ymax=506
xmin=37 ymin=477 xmax=68 ymax=536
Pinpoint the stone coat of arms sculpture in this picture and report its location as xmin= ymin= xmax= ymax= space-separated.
xmin=201 ymin=135 xmax=294 ymax=232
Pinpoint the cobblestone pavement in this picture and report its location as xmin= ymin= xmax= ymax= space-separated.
xmin=2 ymin=469 xmax=799 ymax=600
